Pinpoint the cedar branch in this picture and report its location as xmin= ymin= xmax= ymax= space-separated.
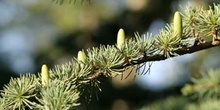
xmin=88 ymin=41 xmax=220 ymax=80
xmin=129 ymin=41 xmax=220 ymax=66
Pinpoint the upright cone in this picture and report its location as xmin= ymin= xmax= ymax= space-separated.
xmin=77 ymin=51 xmax=86 ymax=63
xmin=173 ymin=11 xmax=182 ymax=39
xmin=117 ymin=28 xmax=125 ymax=50
xmin=41 ymin=64 xmax=49 ymax=87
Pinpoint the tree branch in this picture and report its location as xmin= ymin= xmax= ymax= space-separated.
xmin=88 ymin=41 xmax=220 ymax=80
xmin=120 ymin=41 xmax=220 ymax=68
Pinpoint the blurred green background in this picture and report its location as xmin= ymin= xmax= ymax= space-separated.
xmin=1 ymin=0 xmax=220 ymax=109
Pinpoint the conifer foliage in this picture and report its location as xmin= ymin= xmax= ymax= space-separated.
xmin=1 ymin=3 xmax=220 ymax=110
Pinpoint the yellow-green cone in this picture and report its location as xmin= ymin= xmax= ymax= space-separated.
xmin=117 ymin=28 xmax=125 ymax=50
xmin=77 ymin=51 xmax=86 ymax=63
xmin=173 ymin=11 xmax=182 ymax=39
xmin=181 ymin=84 xmax=194 ymax=96
xmin=41 ymin=64 xmax=49 ymax=87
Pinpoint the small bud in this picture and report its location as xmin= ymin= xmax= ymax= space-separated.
xmin=181 ymin=84 xmax=194 ymax=96
xmin=77 ymin=51 xmax=86 ymax=63
xmin=173 ymin=11 xmax=182 ymax=39
xmin=41 ymin=64 xmax=49 ymax=87
xmin=117 ymin=28 xmax=125 ymax=50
